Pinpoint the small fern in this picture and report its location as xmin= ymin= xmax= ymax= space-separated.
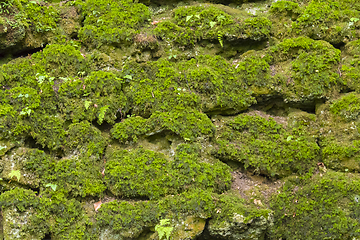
xmin=98 ymin=105 xmax=109 ymax=124
xmin=218 ymin=32 xmax=224 ymax=48
xmin=155 ymin=219 xmax=173 ymax=240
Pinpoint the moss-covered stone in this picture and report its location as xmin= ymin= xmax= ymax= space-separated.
xmin=95 ymin=189 xmax=271 ymax=238
xmin=0 ymin=187 xmax=90 ymax=239
xmin=154 ymin=3 xmax=271 ymax=48
xmin=105 ymin=146 xmax=231 ymax=199
xmin=341 ymin=40 xmax=360 ymax=91
xmin=0 ymin=0 xmax=79 ymax=55
xmin=213 ymin=111 xmax=319 ymax=177
xmin=318 ymin=93 xmax=360 ymax=172
xmin=78 ymin=0 xmax=151 ymax=47
xmin=269 ymin=0 xmax=360 ymax=44
xmin=25 ymin=152 xmax=106 ymax=198
xmin=58 ymin=70 xmax=128 ymax=124
xmin=0 ymin=147 xmax=42 ymax=188
xmin=124 ymin=54 xmax=255 ymax=116
xmin=270 ymin=37 xmax=342 ymax=103
xmin=207 ymin=193 xmax=273 ymax=240
xmin=65 ymin=120 xmax=108 ymax=158
xmin=270 ymin=171 xmax=360 ymax=239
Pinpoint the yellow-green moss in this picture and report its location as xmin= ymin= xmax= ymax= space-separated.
xmin=154 ymin=4 xmax=271 ymax=47
xmin=105 ymin=146 xmax=231 ymax=199
xmin=213 ymin=112 xmax=319 ymax=177
xmin=78 ymin=0 xmax=150 ymax=47
xmin=270 ymin=37 xmax=342 ymax=102
xmin=270 ymin=171 xmax=360 ymax=239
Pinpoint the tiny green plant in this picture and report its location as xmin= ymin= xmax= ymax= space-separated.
xmin=98 ymin=105 xmax=109 ymax=124
xmin=45 ymin=183 xmax=57 ymax=191
xmin=9 ymin=170 xmax=21 ymax=181
xmin=218 ymin=32 xmax=224 ymax=47
xmin=186 ymin=15 xmax=193 ymax=22
xmin=124 ymin=75 xmax=132 ymax=80
xmin=20 ymin=107 xmax=32 ymax=116
xmin=210 ymin=21 xmax=216 ymax=28
xmin=84 ymin=101 xmax=92 ymax=110
xmin=350 ymin=18 xmax=359 ymax=23
xmin=155 ymin=219 xmax=173 ymax=240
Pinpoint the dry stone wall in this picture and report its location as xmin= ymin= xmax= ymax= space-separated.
xmin=1 ymin=0 xmax=360 ymax=239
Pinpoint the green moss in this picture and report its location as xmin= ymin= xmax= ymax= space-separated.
xmin=0 ymin=187 xmax=90 ymax=239
xmin=23 ymin=1 xmax=59 ymax=33
xmin=31 ymin=44 xmax=88 ymax=78
xmin=342 ymin=40 xmax=360 ymax=91
xmin=111 ymin=116 xmax=149 ymax=143
xmin=150 ymin=107 xmax=215 ymax=141
xmin=330 ymin=92 xmax=360 ymax=121
xmin=111 ymin=107 xmax=215 ymax=143
xmin=95 ymin=188 xmax=271 ymax=237
xmin=317 ymin=96 xmax=360 ymax=171
xmin=270 ymin=171 xmax=360 ymax=239
xmin=0 ymin=58 xmax=37 ymax=88
xmin=65 ymin=120 xmax=108 ymax=158
xmin=105 ymin=146 xmax=231 ymax=199
xmin=271 ymin=37 xmax=342 ymax=102
xmin=78 ymin=0 xmax=150 ymax=47
xmin=289 ymin=0 xmax=360 ymax=44
xmin=213 ymin=112 xmax=319 ymax=177
xmin=235 ymin=50 xmax=274 ymax=96
xmin=270 ymin=1 xmax=301 ymax=15
xmin=23 ymin=147 xmax=106 ymax=198
xmin=58 ymin=70 xmax=127 ymax=124
xmin=242 ymin=17 xmax=272 ymax=41
xmin=124 ymin=55 xmax=255 ymax=116
xmin=154 ymin=4 xmax=271 ymax=46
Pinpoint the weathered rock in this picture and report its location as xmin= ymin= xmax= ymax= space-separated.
xmin=2 ymin=207 xmax=45 ymax=240
xmin=0 ymin=148 xmax=40 ymax=188
xmin=317 ymin=92 xmax=360 ymax=171
xmin=213 ymin=110 xmax=320 ymax=177
xmin=207 ymin=213 xmax=274 ymax=240
xmin=170 ymin=216 xmax=206 ymax=239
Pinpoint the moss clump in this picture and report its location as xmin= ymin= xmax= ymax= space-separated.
xmin=25 ymin=151 xmax=106 ymax=198
xmin=150 ymin=107 xmax=215 ymax=141
xmin=330 ymin=92 xmax=360 ymax=121
xmin=23 ymin=1 xmax=59 ymax=33
xmin=270 ymin=1 xmax=301 ymax=16
xmin=270 ymin=37 xmax=342 ymax=103
xmin=318 ymin=94 xmax=360 ymax=171
xmin=341 ymin=40 xmax=360 ymax=91
xmin=78 ymin=0 xmax=150 ymax=47
xmin=270 ymin=171 xmax=360 ymax=239
xmin=95 ymin=188 xmax=271 ymax=238
xmin=124 ymin=54 xmax=255 ymax=116
xmin=154 ymin=4 xmax=271 ymax=47
xmin=65 ymin=120 xmax=108 ymax=158
xmin=290 ymin=0 xmax=360 ymax=44
xmin=213 ymin=112 xmax=319 ymax=177
xmin=111 ymin=107 xmax=214 ymax=143
xmin=0 ymin=187 xmax=90 ymax=239
xmin=0 ymin=0 xmax=61 ymax=53
xmin=105 ymin=146 xmax=231 ymax=199
xmin=58 ymin=70 xmax=127 ymax=124
xmin=235 ymin=50 xmax=275 ymax=97
xmin=31 ymin=43 xmax=88 ymax=78
xmin=110 ymin=116 xmax=149 ymax=143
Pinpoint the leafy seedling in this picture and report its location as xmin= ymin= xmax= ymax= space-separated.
xmin=45 ymin=183 xmax=57 ymax=191
xmin=9 ymin=170 xmax=21 ymax=181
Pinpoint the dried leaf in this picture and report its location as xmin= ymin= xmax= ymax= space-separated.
xmin=94 ymin=201 xmax=102 ymax=211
